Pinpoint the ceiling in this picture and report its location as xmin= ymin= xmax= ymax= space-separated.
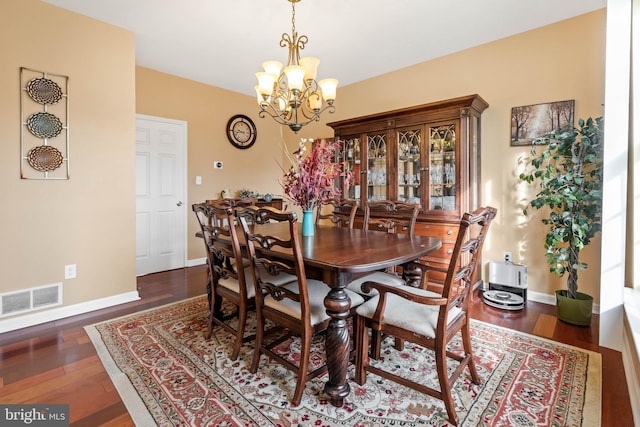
xmin=43 ymin=0 xmax=606 ymax=97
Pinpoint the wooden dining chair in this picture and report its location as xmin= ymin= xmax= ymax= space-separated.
xmin=315 ymin=198 xmax=358 ymax=228
xmin=193 ymin=199 xmax=255 ymax=310
xmin=363 ymin=199 xmax=420 ymax=237
xmin=347 ymin=200 xmax=421 ymax=297
xmin=193 ymin=203 xmax=217 ymax=312
xmin=237 ymin=205 xmax=365 ymax=406
xmin=353 ymin=206 xmax=497 ymax=426
xmin=195 ymin=203 xmax=258 ymax=360
xmin=206 ymin=197 xmax=256 ymax=226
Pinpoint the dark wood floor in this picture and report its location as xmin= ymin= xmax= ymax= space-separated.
xmin=0 ymin=265 xmax=633 ymax=426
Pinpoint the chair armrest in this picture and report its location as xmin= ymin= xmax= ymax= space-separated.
xmin=361 ymin=281 xmax=447 ymax=306
xmin=403 ymin=261 xmax=448 ymax=289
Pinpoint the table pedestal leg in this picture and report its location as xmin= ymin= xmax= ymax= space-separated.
xmin=323 ymin=285 xmax=351 ymax=407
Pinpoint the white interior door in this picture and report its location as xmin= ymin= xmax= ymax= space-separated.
xmin=135 ymin=115 xmax=187 ymax=276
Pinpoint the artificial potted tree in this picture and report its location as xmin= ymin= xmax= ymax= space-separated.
xmin=519 ymin=117 xmax=604 ymax=326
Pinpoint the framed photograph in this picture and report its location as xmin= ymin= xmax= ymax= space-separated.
xmin=510 ymin=99 xmax=574 ymax=146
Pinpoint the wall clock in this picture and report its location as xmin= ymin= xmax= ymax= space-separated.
xmin=226 ymin=114 xmax=257 ymax=149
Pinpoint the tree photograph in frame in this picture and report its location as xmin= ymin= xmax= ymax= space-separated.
xmin=511 ymin=99 xmax=574 ymax=146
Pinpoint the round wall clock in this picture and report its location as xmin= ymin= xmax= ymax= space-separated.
xmin=226 ymin=114 xmax=257 ymax=149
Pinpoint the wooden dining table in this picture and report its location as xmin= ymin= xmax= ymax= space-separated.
xmin=238 ymin=222 xmax=442 ymax=407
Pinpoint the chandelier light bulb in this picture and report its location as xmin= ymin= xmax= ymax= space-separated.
xmin=318 ymin=78 xmax=338 ymax=103
xmin=300 ymin=57 xmax=320 ymax=81
xmin=256 ymin=72 xmax=276 ymax=96
xmin=263 ymin=61 xmax=283 ymax=76
xmin=284 ymin=65 xmax=305 ymax=91
xmin=308 ymin=91 xmax=322 ymax=111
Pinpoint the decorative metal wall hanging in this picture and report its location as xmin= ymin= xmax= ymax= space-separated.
xmin=20 ymin=67 xmax=69 ymax=179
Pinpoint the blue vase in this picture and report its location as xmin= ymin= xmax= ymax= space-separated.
xmin=302 ymin=210 xmax=314 ymax=236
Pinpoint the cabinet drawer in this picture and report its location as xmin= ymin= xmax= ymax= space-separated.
xmin=416 ymin=222 xmax=459 ymax=241
xmin=426 ymin=241 xmax=456 ymax=261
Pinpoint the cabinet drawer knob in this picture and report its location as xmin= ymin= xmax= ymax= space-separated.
xmin=447 ymin=249 xmax=453 ymax=254
xmin=447 ymin=230 xmax=453 ymax=235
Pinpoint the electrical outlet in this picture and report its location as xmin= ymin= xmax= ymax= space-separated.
xmin=64 ymin=264 xmax=77 ymax=279
xmin=503 ymin=252 xmax=512 ymax=263
xmin=213 ymin=161 xmax=223 ymax=169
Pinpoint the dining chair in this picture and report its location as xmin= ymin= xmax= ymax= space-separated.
xmin=315 ymin=198 xmax=358 ymax=228
xmin=353 ymin=206 xmax=497 ymax=426
xmin=193 ymin=203 xmax=217 ymax=312
xmin=195 ymin=203 xmax=258 ymax=360
xmin=363 ymin=199 xmax=420 ymax=237
xmin=237 ymin=205 xmax=365 ymax=406
xmin=205 ymin=197 xmax=256 ymax=226
xmin=347 ymin=200 xmax=421 ymax=297
xmin=193 ymin=199 xmax=255 ymax=311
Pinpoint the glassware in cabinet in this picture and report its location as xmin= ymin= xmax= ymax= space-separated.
xmin=397 ymin=127 xmax=421 ymax=205
xmin=429 ymin=124 xmax=456 ymax=212
xmin=367 ymin=133 xmax=387 ymax=202
xmin=341 ymin=137 xmax=361 ymax=200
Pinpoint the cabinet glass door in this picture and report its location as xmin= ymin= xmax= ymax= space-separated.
xmin=429 ymin=124 xmax=456 ymax=212
xmin=397 ymin=128 xmax=421 ymax=206
xmin=367 ymin=132 xmax=387 ymax=201
xmin=342 ymin=136 xmax=361 ymax=200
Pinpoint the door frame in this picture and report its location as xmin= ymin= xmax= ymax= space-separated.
xmin=135 ymin=113 xmax=189 ymax=275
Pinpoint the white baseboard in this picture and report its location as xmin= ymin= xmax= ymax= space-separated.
xmin=187 ymin=257 xmax=207 ymax=267
xmin=0 ymin=291 xmax=140 ymax=333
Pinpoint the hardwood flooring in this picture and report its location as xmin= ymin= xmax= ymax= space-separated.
xmin=0 ymin=265 xmax=633 ymax=426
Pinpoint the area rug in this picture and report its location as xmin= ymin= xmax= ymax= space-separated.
xmin=85 ymin=296 xmax=601 ymax=426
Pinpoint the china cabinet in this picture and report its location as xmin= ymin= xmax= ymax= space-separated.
xmin=328 ymin=94 xmax=488 ymax=291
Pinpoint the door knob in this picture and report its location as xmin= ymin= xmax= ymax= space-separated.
xmin=176 ymin=201 xmax=183 ymax=206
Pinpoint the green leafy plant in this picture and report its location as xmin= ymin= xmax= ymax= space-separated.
xmin=519 ymin=117 xmax=603 ymax=299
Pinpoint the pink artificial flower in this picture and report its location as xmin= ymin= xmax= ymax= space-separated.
xmin=280 ymin=138 xmax=351 ymax=211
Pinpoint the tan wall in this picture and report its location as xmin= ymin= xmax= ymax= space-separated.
xmin=135 ymin=67 xmax=289 ymax=260
xmin=316 ymin=10 xmax=606 ymax=302
xmin=0 ymin=1 xmax=606 ymax=327
xmin=0 ymin=0 xmax=136 ymax=306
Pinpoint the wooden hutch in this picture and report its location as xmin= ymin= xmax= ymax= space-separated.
xmin=327 ymin=94 xmax=488 ymax=291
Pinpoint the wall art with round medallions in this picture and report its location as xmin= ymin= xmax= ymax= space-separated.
xmin=20 ymin=67 xmax=69 ymax=180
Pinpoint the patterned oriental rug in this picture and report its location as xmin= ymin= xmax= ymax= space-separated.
xmin=85 ymin=296 xmax=601 ymax=427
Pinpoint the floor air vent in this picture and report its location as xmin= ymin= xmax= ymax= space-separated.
xmin=1 ymin=283 xmax=62 ymax=316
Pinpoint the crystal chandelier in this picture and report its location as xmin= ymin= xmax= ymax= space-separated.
xmin=255 ymin=0 xmax=338 ymax=133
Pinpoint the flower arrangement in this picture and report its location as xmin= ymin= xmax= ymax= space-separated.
xmin=280 ymin=138 xmax=350 ymax=211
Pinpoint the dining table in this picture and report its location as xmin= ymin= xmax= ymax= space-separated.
xmin=232 ymin=222 xmax=442 ymax=407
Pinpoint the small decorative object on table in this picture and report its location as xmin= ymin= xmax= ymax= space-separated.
xmin=280 ymin=138 xmax=350 ymax=236
xmin=238 ymin=188 xmax=258 ymax=198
